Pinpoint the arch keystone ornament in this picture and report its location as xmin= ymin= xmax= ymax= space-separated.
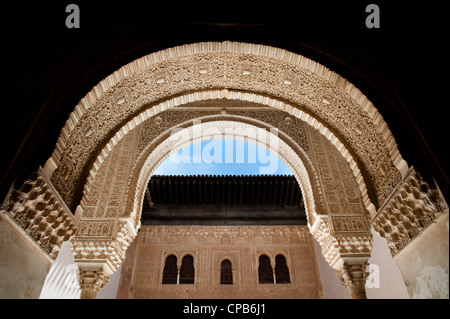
xmin=3 ymin=42 xmax=447 ymax=299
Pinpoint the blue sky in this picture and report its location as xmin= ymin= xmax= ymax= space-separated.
xmin=153 ymin=139 xmax=293 ymax=176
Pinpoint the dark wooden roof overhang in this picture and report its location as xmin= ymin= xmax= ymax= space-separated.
xmin=141 ymin=175 xmax=306 ymax=226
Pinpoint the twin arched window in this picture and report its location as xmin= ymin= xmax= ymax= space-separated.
xmin=163 ymin=253 xmax=290 ymax=285
xmin=162 ymin=254 xmax=195 ymax=284
xmin=258 ymin=254 xmax=290 ymax=284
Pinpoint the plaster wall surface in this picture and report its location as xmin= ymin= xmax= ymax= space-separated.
xmin=313 ymin=228 xmax=410 ymax=299
xmin=0 ymin=212 xmax=51 ymax=298
xmin=395 ymin=212 xmax=449 ymax=299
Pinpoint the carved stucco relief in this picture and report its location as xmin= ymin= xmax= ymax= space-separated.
xmin=119 ymin=225 xmax=322 ymax=299
xmin=124 ymin=117 xmax=320 ymax=229
xmin=47 ymin=42 xmax=405 ymax=211
xmin=38 ymin=42 xmax=410 ymax=297
xmin=81 ymin=127 xmax=141 ymax=220
xmin=371 ymin=167 xmax=448 ymax=256
xmin=306 ymin=125 xmax=368 ymax=218
xmin=75 ymin=103 xmax=370 ymax=223
xmin=76 ymin=105 xmax=320 ymax=220
xmin=3 ymin=168 xmax=77 ymax=260
xmin=72 ymin=104 xmax=373 ymax=280
xmin=3 ymin=42 xmax=447 ymax=299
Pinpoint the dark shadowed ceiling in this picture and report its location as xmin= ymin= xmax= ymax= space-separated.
xmin=1 ymin=1 xmax=448 ymax=202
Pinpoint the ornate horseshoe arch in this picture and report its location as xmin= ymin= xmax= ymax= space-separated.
xmin=48 ymin=42 xmax=405 ymax=299
xmin=6 ymin=42 xmax=447 ymax=300
xmin=70 ymin=96 xmax=375 ymax=299
xmin=126 ymin=117 xmax=321 ymax=227
xmin=45 ymin=42 xmax=407 ymax=212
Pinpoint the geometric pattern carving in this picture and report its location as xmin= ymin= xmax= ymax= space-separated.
xmin=306 ymin=126 xmax=369 ymax=217
xmin=140 ymin=225 xmax=313 ymax=244
xmin=77 ymin=105 xmax=371 ymax=231
xmin=72 ymin=217 xmax=136 ymax=275
xmin=47 ymin=42 xmax=405 ymax=210
xmin=80 ymin=128 xmax=141 ymax=219
xmin=79 ymin=94 xmax=375 ymax=219
xmin=2 ymin=167 xmax=77 ymax=260
xmin=29 ymin=41 xmax=425 ymax=298
xmin=371 ymin=166 xmax=448 ymax=256
xmin=76 ymin=220 xmax=114 ymax=238
xmin=118 ymin=225 xmax=323 ymax=299
xmin=332 ymin=216 xmax=369 ymax=232
xmin=309 ymin=215 xmax=372 ymax=270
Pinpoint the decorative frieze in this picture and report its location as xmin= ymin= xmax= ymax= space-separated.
xmin=332 ymin=216 xmax=369 ymax=233
xmin=140 ymin=225 xmax=312 ymax=246
xmin=306 ymin=127 xmax=369 ymax=216
xmin=76 ymin=220 xmax=114 ymax=238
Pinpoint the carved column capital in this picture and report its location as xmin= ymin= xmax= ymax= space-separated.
xmin=71 ymin=217 xmax=137 ymax=298
xmin=310 ymin=214 xmax=372 ymax=298
xmin=72 ymin=240 xmax=118 ymax=299
xmin=337 ymin=262 xmax=369 ymax=299
xmin=310 ymin=215 xmax=373 ymax=267
xmin=78 ymin=265 xmax=110 ymax=299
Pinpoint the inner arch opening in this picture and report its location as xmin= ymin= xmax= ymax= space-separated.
xmin=143 ymin=138 xmax=305 ymax=226
xmin=153 ymin=139 xmax=294 ymax=176
xmin=128 ymin=118 xmax=320 ymax=229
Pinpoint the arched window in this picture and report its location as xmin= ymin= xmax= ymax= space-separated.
xmin=258 ymin=254 xmax=274 ymax=284
xmin=275 ymin=254 xmax=291 ymax=284
xmin=220 ymin=259 xmax=233 ymax=285
xmin=162 ymin=254 xmax=177 ymax=284
xmin=179 ymin=255 xmax=195 ymax=284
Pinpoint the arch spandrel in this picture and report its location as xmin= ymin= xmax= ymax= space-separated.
xmin=45 ymin=42 xmax=407 ymax=211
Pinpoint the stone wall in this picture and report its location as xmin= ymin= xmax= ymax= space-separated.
xmin=117 ymin=225 xmax=323 ymax=299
